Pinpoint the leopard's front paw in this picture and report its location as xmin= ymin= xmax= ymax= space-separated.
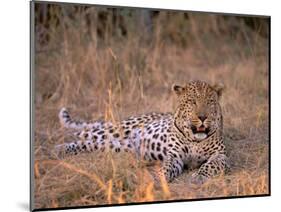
xmin=190 ymin=172 xmax=208 ymax=185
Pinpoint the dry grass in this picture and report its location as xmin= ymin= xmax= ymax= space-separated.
xmin=33 ymin=4 xmax=269 ymax=209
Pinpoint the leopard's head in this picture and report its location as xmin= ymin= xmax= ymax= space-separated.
xmin=172 ymin=80 xmax=224 ymax=141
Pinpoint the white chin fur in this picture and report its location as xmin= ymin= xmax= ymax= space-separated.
xmin=194 ymin=133 xmax=207 ymax=140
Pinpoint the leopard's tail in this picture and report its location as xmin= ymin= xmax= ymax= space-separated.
xmin=59 ymin=107 xmax=104 ymax=130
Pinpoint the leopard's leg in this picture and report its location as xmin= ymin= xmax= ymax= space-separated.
xmin=53 ymin=139 xmax=100 ymax=157
xmin=54 ymin=127 xmax=137 ymax=158
xmin=159 ymin=150 xmax=184 ymax=182
xmin=191 ymin=153 xmax=229 ymax=184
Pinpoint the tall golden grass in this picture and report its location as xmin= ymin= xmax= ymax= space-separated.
xmin=33 ymin=3 xmax=269 ymax=209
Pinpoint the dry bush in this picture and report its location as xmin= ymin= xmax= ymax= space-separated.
xmin=33 ymin=3 xmax=269 ymax=209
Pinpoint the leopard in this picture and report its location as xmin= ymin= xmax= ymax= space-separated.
xmin=56 ymin=80 xmax=229 ymax=184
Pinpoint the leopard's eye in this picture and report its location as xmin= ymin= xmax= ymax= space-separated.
xmin=208 ymin=99 xmax=215 ymax=104
xmin=187 ymin=99 xmax=196 ymax=105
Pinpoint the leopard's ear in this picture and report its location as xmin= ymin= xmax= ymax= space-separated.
xmin=172 ymin=84 xmax=186 ymax=95
xmin=212 ymin=82 xmax=225 ymax=99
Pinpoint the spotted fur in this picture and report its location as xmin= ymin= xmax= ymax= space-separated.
xmin=56 ymin=80 xmax=229 ymax=184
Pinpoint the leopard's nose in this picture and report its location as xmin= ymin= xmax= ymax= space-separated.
xmin=198 ymin=116 xmax=207 ymax=122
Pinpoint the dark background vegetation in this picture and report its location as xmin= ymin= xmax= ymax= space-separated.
xmin=33 ymin=2 xmax=269 ymax=209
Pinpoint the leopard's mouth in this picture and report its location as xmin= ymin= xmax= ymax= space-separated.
xmin=191 ymin=125 xmax=210 ymax=134
xmin=191 ymin=125 xmax=210 ymax=140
